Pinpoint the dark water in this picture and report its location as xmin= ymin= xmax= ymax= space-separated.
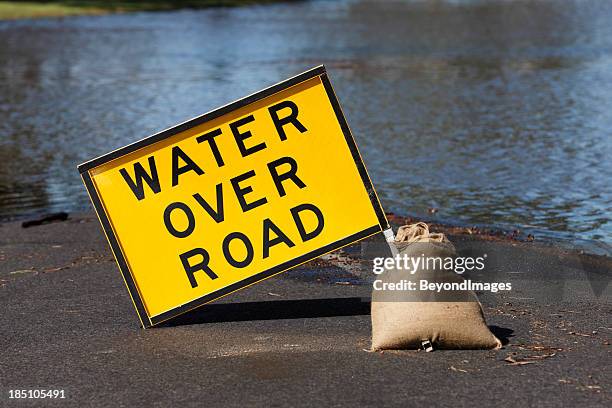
xmin=0 ymin=0 xmax=611 ymax=249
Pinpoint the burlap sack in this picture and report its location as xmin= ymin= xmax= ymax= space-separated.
xmin=371 ymin=223 xmax=501 ymax=350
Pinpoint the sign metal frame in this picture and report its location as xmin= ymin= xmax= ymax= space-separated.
xmin=78 ymin=65 xmax=388 ymax=328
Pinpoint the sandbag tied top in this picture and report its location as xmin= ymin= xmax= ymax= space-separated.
xmin=371 ymin=223 xmax=502 ymax=351
xmin=394 ymin=222 xmax=450 ymax=244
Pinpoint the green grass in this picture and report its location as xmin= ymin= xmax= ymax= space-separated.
xmin=0 ymin=2 xmax=104 ymax=19
xmin=0 ymin=0 xmax=281 ymax=20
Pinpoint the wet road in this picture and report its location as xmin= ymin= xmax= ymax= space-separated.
xmin=0 ymin=0 xmax=611 ymax=246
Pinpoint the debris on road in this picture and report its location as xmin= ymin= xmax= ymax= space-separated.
xmin=22 ymin=212 xmax=69 ymax=228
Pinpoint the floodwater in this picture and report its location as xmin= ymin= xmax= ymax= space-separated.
xmin=0 ymin=0 xmax=610 ymax=248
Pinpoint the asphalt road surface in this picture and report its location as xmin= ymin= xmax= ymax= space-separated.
xmin=1 ymin=214 xmax=610 ymax=407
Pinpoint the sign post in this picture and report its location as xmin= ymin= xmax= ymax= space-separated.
xmin=79 ymin=66 xmax=388 ymax=327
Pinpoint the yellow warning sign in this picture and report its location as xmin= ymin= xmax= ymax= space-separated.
xmin=79 ymin=66 xmax=388 ymax=327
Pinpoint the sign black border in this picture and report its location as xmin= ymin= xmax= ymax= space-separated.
xmin=78 ymin=65 xmax=388 ymax=328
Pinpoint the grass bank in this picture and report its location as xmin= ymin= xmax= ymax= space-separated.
xmin=0 ymin=0 xmax=282 ymax=20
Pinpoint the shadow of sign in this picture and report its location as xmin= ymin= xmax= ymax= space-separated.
xmin=159 ymin=297 xmax=371 ymax=327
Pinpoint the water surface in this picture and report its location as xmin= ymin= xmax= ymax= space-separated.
xmin=0 ymin=0 xmax=610 ymax=248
